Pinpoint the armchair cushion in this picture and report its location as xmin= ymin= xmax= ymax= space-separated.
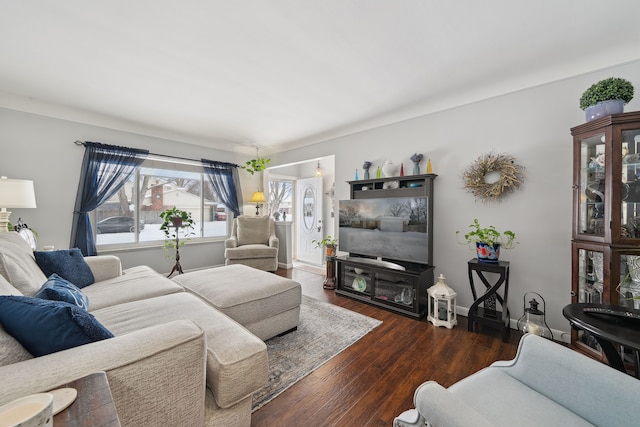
xmin=0 ymin=296 xmax=113 ymax=357
xmin=236 ymin=216 xmax=271 ymax=245
xmin=35 ymin=274 xmax=89 ymax=309
xmin=34 ymin=248 xmax=95 ymax=288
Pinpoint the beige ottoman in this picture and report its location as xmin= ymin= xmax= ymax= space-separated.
xmin=173 ymin=264 xmax=302 ymax=341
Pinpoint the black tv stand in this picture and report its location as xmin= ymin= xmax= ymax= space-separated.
xmin=336 ymin=255 xmax=434 ymax=319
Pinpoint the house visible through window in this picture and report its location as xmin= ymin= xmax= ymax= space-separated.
xmin=95 ymin=156 xmax=228 ymax=247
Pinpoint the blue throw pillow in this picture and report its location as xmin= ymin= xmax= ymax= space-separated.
xmin=0 ymin=296 xmax=113 ymax=357
xmin=35 ymin=274 xmax=89 ymax=310
xmin=34 ymin=248 xmax=95 ymax=288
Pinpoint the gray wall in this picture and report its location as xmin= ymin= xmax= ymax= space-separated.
xmin=270 ymin=59 xmax=640 ymax=338
xmin=2 ymin=59 xmax=640 ymax=338
xmin=0 ymin=108 xmax=255 ymax=273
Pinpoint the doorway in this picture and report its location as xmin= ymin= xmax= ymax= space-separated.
xmin=265 ymin=155 xmax=335 ymax=267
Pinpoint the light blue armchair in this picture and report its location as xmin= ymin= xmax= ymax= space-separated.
xmin=395 ymin=333 xmax=640 ymax=427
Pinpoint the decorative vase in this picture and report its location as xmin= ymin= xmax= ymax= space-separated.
xmin=376 ymin=166 xmax=381 ymax=178
xmin=364 ymin=168 xmax=370 ymax=179
xmin=400 ymin=163 xmax=404 ymax=176
xmin=413 ymin=161 xmax=420 ymax=175
xmin=585 ymin=99 xmax=625 ymax=122
xmin=382 ymin=160 xmax=396 ymax=177
xmin=476 ymin=242 xmax=500 ymax=264
xmin=355 ymin=169 xmax=359 ymax=180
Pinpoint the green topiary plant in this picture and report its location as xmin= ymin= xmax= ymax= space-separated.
xmin=579 ymin=77 xmax=634 ymax=110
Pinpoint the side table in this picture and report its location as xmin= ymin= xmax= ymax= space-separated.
xmin=467 ymin=258 xmax=510 ymax=341
xmin=52 ymin=372 xmax=121 ymax=427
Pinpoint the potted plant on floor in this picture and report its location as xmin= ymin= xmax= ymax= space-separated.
xmin=580 ymin=77 xmax=634 ymax=122
xmin=457 ymin=219 xmax=517 ymax=263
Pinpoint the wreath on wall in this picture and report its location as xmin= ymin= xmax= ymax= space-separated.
xmin=462 ymin=152 xmax=525 ymax=202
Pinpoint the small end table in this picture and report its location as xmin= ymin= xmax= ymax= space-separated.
xmin=52 ymin=371 xmax=120 ymax=427
xmin=467 ymin=258 xmax=511 ymax=341
xmin=323 ymin=256 xmax=337 ymax=289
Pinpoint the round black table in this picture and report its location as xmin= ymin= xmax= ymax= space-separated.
xmin=563 ymin=303 xmax=640 ymax=377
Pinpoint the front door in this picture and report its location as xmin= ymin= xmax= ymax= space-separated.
xmin=296 ymin=176 xmax=323 ymax=265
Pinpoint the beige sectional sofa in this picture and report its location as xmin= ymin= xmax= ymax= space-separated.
xmin=0 ymin=231 xmax=299 ymax=427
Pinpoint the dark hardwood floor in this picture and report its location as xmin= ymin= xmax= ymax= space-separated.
xmin=251 ymin=266 xmax=522 ymax=427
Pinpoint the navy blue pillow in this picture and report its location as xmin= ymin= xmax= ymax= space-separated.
xmin=0 ymin=296 xmax=113 ymax=357
xmin=34 ymin=248 xmax=95 ymax=288
xmin=35 ymin=274 xmax=89 ymax=310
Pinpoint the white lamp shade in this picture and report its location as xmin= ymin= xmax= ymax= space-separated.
xmin=0 ymin=177 xmax=37 ymax=208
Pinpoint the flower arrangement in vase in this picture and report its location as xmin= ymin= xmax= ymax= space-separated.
xmin=410 ymin=153 xmax=423 ymax=175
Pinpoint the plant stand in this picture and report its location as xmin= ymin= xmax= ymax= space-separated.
xmin=167 ymin=225 xmax=184 ymax=278
xmin=467 ymin=258 xmax=510 ymax=341
xmin=323 ymin=256 xmax=336 ymax=289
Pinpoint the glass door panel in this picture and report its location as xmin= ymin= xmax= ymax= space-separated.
xmin=618 ymin=253 xmax=640 ymax=309
xmin=620 ymin=129 xmax=640 ymax=239
xmin=577 ymin=248 xmax=604 ymax=304
xmin=579 ymin=133 xmax=606 ymax=237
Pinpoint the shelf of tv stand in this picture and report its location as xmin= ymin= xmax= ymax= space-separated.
xmin=336 ymin=256 xmax=434 ymax=319
xmin=348 ymin=173 xmax=436 ymax=199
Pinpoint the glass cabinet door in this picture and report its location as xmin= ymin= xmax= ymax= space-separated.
xmin=576 ymin=248 xmax=604 ymax=304
xmin=619 ymin=129 xmax=640 ymax=240
xmin=578 ymin=133 xmax=606 ymax=237
xmin=617 ymin=251 xmax=640 ymax=309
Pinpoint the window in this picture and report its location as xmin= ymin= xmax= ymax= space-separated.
xmin=268 ymin=179 xmax=294 ymax=220
xmin=95 ymin=156 xmax=229 ymax=247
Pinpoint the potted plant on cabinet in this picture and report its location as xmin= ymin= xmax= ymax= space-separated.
xmin=580 ymin=77 xmax=634 ymax=122
xmin=456 ymin=219 xmax=517 ymax=263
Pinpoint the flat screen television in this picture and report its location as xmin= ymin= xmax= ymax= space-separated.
xmin=338 ymin=197 xmax=430 ymax=266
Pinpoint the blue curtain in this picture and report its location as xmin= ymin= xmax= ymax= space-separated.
xmin=71 ymin=142 xmax=148 ymax=256
xmin=201 ymin=159 xmax=243 ymax=217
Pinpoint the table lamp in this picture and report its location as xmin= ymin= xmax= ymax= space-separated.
xmin=250 ymin=191 xmax=266 ymax=216
xmin=0 ymin=176 xmax=37 ymax=232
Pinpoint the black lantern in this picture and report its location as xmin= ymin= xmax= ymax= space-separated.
xmin=517 ymin=292 xmax=553 ymax=340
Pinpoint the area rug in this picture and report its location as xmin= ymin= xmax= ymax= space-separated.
xmin=251 ymin=295 xmax=382 ymax=411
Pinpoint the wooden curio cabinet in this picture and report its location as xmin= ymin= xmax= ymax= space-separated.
xmin=571 ymin=111 xmax=640 ymax=360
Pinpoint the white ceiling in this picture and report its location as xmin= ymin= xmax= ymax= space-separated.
xmin=1 ymin=1 xmax=640 ymax=154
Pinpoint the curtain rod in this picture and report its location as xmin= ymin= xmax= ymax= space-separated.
xmin=74 ymin=140 xmax=238 ymax=167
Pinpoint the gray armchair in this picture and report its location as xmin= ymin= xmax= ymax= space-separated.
xmin=225 ymin=216 xmax=278 ymax=271
xmin=395 ymin=333 xmax=640 ymax=427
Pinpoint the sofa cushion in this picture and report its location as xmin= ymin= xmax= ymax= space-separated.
xmin=35 ymin=274 xmax=89 ymax=309
xmin=447 ymin=367 xmax=594 ymax=426
xmin=83 ymin=265 xmax=184 ymax=311
xmin=34 ymin=248 xmax=95 ymax=288
xmin=0 ymin=275 xmax=32 ymax=367
xmin=0 ymin=271 xmax=22 ymax=297
xmin=0 ymin=232 xmax=47 ymax=295
xmin=236 ymin=216 xmax=270 ymax=245
xmin=93 ymin=292 xmax=267 ymax=408
xmin=0 ymin=296 xmax=113 ymax=357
